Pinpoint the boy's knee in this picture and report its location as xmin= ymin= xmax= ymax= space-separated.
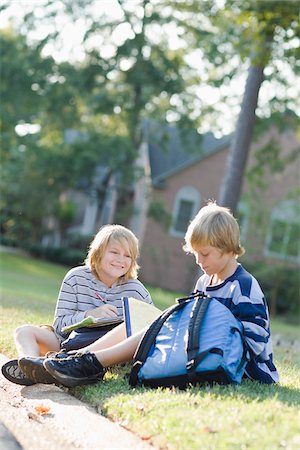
xmin=14 ymin=324 xmax=35 ymax=340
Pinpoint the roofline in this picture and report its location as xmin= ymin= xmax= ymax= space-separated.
xmin=151 ymin=135 xmax=231 ymax=186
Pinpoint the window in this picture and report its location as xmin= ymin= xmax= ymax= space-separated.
xmin=265 ymin=200 xmax=300 ymax=262
xmin=174 ymin=199 xmax=194 ymax=233
xmin=170 ymin=187 xmax=200 ymax=237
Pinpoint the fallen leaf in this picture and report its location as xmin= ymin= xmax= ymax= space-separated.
xmin=141 ymin=435 xmax=152 ymax=440
xmin=35 ymin=405 xmax=51 ymax=415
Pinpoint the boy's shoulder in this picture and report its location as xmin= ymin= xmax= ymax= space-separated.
xmin=231 ymin=264 xmax=263 ymax=298
xmin=63 ymin=265 xmax=91 ymax=280
xmin=119 ymin=278 xmax=149 ymax=293
xmin=118 ymin=278 xmax=152 ymax=302
xmin=232 ymin=265 xmax=253 ymax=295
xmin=124 ymin=278 xmax=146 ymax=287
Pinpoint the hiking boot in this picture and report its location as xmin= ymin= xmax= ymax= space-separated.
xmin=45 ymin=350 xmax=76 ymax=359
xmin=43 ymin=352 xmax=105 ymax=388
xmin=18 ymin=357 xmax=59 ymax=385
xmin=1 ymin=359 xmax=35 ymax=386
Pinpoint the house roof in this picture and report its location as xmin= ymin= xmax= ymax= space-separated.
xmin=145 ymin=121 xmax=231 ymax=186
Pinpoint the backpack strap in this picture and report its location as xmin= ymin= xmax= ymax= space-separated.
xmin=186 ymin=294 xmax=211 ymax=381
xmin=129 ymin=296 xmax=194 ymax=387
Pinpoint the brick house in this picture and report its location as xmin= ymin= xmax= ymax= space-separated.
xmin=132 ymin=121 xmax=300 ymax=293
xmin=67 ymin=120 xmax=299 ymax=293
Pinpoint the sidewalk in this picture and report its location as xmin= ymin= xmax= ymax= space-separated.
xmin=0 ymin=354 xmax=155 ymax=450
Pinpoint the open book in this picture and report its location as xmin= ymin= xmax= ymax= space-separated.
xmin=62 ymin=316 xmax=123 ymax=335
xmin=122 ymin=296 xmax=162 ymax=337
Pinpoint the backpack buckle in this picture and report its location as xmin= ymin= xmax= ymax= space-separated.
xmin=186 ymin=359 xmax=195 ymax=371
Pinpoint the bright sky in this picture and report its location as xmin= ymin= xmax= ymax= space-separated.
xmin=1 ymin=0 xmax=298 ymax=137
xmin=1 ymin=0 xmax=124 ymax=61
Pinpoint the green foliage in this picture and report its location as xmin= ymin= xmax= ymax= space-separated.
xmin=55 ymin=199 xmax=77 ymax=229
xmin=0 ymin=28 xmax=83 ymax=245
xmin=247 ymin=139 xmax=287 ymax=194
xmin=64 ymin=232 xmax=92 ymax=251
xmin=0 ymin=1 xmax=200 ymax=242
xmin=243 ymin=261 xmax=300 ymax=321
xmin=147 ymin=200 xmax=172 ymax=230
xmin=243 ymin=114 xmax=300 ymax=234
xmin=0 ymin=28 xmax=51 ymax=141
xmin=171 ymin=0 xmax=300 ymax=212
xmin=185 ymin=0 xmax=300 ymax=72
xmin=29 ymin=245 xmax=85 ymax=267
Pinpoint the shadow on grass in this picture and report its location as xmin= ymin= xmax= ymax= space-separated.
xmin=71 ymin=364 xmax=300 ymax=410
xmin=204 ymin=380 xmax=300 ymax=407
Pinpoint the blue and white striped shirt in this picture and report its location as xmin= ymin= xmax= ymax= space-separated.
xmin=53 ymin=266 xmax=152 ymax=340
xmin=195 ymin=264 xmax=279 ymax=384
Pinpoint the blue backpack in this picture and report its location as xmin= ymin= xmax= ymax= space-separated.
xmin=129 ymin=292 xmax=250 ymax=389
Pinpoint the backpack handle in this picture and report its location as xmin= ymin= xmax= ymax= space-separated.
xmin=176 ymin=290 xmax=207 ymax=303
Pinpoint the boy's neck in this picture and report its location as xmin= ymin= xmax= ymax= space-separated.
xmin=210 ymin=259 xmax=238 ymax=286
xmin=94 ymin=268 xmax=119 ymax=288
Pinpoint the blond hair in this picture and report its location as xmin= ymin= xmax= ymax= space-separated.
xmin=85 ymin=224 xmax=140 ymax=281
xmin=183 ymin=201 xmax=245 ymax=257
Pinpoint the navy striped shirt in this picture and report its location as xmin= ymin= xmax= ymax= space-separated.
xmin=195 ymin=264 xmax=279 ymax=384
xmin=53 ymin=266 xmax=152 ymax=340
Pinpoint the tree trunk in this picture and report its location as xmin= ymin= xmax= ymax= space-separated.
xmin=218 ymin=63 xmax=265 ymax=214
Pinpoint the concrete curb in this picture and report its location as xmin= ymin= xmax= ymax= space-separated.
xmin=0 ymin=354 xmax=155 ymax=450
xmin=0 ymin=421 xmax=22 ymax=450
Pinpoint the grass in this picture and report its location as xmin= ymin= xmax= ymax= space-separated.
xmin=1 ymin=250 xmax=300 ymax=450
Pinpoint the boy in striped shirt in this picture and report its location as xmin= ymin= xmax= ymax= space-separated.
xmin=184 ymin=202 xmax=278 ymax=383
xmin=2 ymin=224 xmax=152 ymax=385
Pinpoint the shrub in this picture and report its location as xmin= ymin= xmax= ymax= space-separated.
xmin=29 ymin=245 xmax=85 ymax=267
xmin=243 ymin=261 xmax=299 ymax=321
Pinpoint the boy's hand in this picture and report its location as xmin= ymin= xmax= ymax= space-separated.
xmin=86 ymin=304 xmax=118 ymax=319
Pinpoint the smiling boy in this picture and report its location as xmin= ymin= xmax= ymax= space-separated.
xmin=1 ymin=224 xmax=152 ymax=385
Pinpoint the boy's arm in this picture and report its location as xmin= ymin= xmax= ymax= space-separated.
xmin=234 ymin=296 xmax=270 ymax=357
xmin=53 ymin=279 xmax=87 ymax=336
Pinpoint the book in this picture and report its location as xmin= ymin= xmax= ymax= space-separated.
xmin=122 ymin=296 xmax=162 ymax=337
xmin=62 ymin=316 xmax=123 ymax=335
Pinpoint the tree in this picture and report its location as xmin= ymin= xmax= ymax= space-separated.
xmin=0 ymin=28 xmax=95 ymax=244
xmin=170 ymin=0 xmax=299 ymax=213
xmin=0 ymin=28 xmax=56 ymax=242
xmin=2 ymin=0 xmax=201 ymax=222
xmin=217 ymin=0 xmax=300 ymax=213
xmin=66 ymin=0 xmax=199 ymax=219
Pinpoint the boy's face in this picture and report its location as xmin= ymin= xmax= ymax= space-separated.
xmin=192 ymin=245 xmax=234 ymax=278
xmin=97 ymin=239 xmax=132 ymax=285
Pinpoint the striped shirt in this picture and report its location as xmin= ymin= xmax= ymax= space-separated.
xmin=53 ymin=266 xmax=152 ymax=341
xmin=195 ymin=264 xmax=279 ymax=384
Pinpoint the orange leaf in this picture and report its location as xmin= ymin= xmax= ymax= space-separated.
xmin=35 ymin=405 xmax=51 ymax=415
xmin=141 ymin=435 xmax=152 ymax=440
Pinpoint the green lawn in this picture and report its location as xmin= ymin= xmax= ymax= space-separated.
xmin=1 ymin=250 xmax=299 ymax=450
